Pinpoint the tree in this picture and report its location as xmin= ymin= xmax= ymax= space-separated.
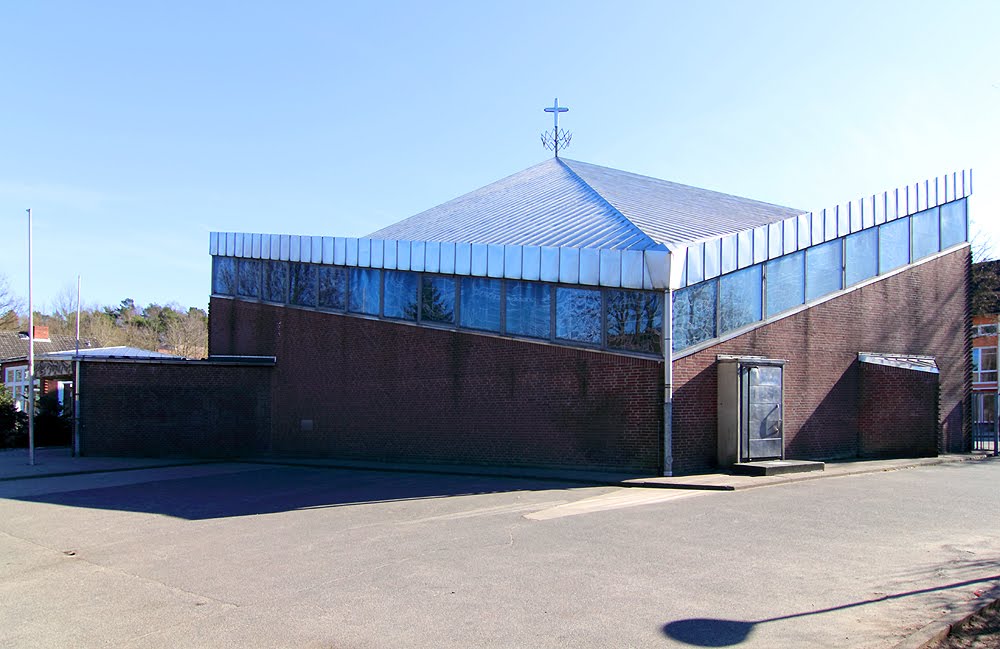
xmin=0 ymin=274 xmax=22 ymax=331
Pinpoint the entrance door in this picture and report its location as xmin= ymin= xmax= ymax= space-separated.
xmin=741 ymin=365 xmax=783 ymax=461
xmin=973 ymin=393 xmax=997 ymax=452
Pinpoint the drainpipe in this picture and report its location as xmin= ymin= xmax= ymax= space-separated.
xmin=663 ymin=287 xmax=673 ymax=476
xmin=73 ymin=358 xmax=81 ymax=457
xmin=995 ymin=313 xmax=999 ymax=457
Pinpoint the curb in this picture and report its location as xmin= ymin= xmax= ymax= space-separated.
xmin=892 ymin=586 xmax=1000 ymax=649
xmin=0 ymin=460 xmax=222 ymax=482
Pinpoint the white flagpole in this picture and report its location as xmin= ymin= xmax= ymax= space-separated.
xmin=26 ymin=209 xmax=35 ymax=466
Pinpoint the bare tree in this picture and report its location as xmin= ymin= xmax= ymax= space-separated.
xmin=0 ymin=275 xmax=23 ymax=331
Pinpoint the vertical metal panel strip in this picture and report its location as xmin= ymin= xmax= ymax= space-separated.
xmin=600 ymin=249 xmax=622 ymax=287
xmin=559 ymin=248 xmax=580 ymax=284
xmin=522 ymin=246 xmax=541 ymax=281
xmin=540 ymin=246 xmax=559 ymax=282
xmin=504 ymin=245 xmax=522 ymax=280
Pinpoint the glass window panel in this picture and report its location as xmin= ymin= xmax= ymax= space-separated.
xmin=607 ymin=290 xmax=662 ymax=354
xmin=879 ymin=217 xmax=910 ymax=274
xmin=348 ymin=268 xmax=380 ymax=315
xmin=940 ymin=198 xmax=967 ymax=249
xmin=556 ymin=287 xmax=602 ymax=344
xmin=262 ymin=261 xmax=289 ymax=302
xmin=383 ymin=271 xmax=418 ymax=320
xmin=845 ymin=228 xmax=878 ymax=286
xmin=911 ymin=207 xmax=940 ymax=260
xmin=460 ymin=277 xmax=501 ymax=332
xmin=805 ymin=240 xmax=843 ymax=301
xmin=421 ymin=275 xmax=456 ymax=324
xmin=318 ymin=266 xmax=347 ymax=310
xmin=289 ymin=263 xmax=317 ymax=307
xmin=672 ymin=280 xmax=717 ymax=352
xmin=505 ymin=281 xmax=551 ymax=339
xmin=213 ymin=257 xmax=236 ymax=295
xmin=719 ymin=265 xmax=762 ymax=334
xmin=765 ymin=251 xmax=804 ymax=317
xmin=237 ymin=259 xmax=261 ymax=298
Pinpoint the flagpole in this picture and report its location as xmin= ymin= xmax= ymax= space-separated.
xmin=26 ymin=208 xmax=35 ymax=466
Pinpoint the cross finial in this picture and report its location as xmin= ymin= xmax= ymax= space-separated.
xmin=541 ymin=98 xmax=572 ymax=157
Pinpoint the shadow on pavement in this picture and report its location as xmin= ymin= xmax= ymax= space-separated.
xmin=13 ymin=465 xmax=585 ymax=521
xmin=662 ymin=574 xmax=1000 ymax=646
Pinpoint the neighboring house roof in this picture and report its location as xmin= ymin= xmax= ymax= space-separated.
xmin=367 ymin=157 xmax=805 ymax=250
xmin=0 ymin=332 xmax=96 ymax=363
xmin=40 ymin=346 xmax=183 ymax=360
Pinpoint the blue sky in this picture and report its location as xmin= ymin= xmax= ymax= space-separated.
xmin=2 ymin=0 xmax=998 ymax=311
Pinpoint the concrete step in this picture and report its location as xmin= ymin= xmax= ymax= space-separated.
xmin=730 ymin=459 xmax=826 ymax=476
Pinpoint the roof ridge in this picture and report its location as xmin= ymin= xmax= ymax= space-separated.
xmin=555 ymin=158 xmax=658 ymax=249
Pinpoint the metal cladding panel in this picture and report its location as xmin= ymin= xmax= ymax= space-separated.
xmin=559 ymin=248 xmax=580 ymax=284
xmin=622 ymin=249 xmax=644 ymax=288
xmin=311 ymin=236 xmax=322 ymax=263
xmin=503 ymin=245 xmax=522 ymax=279
xmin=600 ymin=249 xmax=622 ymax=287
xmin=280 ymin=235 xmax=291 ymax=261
xmin=382 ymin=239 xmax=397 ymax=269
xmin=410 ymin=241 xmax=425 ymax=271
xmin=226 ymin=232 xmax=236 ymax=256
xmin=850 ymin=201 xmax=862 ymax=233
xmin=345 ymin=238 xmax=359 ymax=266
xmin=424 ymin=241 xmax=440 ymax=273
xmin=358 ymin=239 xmax=372 ymax=267
xmin=370 ymin=239 xmax=384 ymax=268
xmin=334 ymin=238 xmax=347 ymax=265
xmin=579 ymin=248 xmax=600 ymax=285
xmin=253 ymin=233 xmax=263 ymax=259
xmin=782 ymin=218 xmax=797 ymax=253
xmin=397 ymin=240 xmax=412 ymax=270
xmin=737 ymin=230 xmax=752 ymax=269
xmin=235 ymin=233 xmax=245 ymax=257
xmin=753 ymin=226 xmax=768 ymax=264
xmin=522 ymin=246 xmax=541 ymax=281
xmin=540 ymin=246 xmax=560 ymax=282
xmin=837 ymin=205 xmax=850 ymax=237
xmin=721 ymin=234 xmax=737 ymax=274
xmin=944 ymin=174 xmax=952 ymax=202
xmin=471 ymin=244 xmax=488 ymax=276
xmin=289 ymin=235 xmax=300 ymax=262
xmin=322 ymin=237 xmax=334 ymax=264
xmin=890 ymin=189 xmax=900 ymax=221
xmin=661 ymin=250 xmax=681 ymax=290
xmin=823 ymin=209 xmax=837 ymax=241
xmin=767 ymin=222 xmax=782 ymax=259
xmin=677 ymin=247 xmax=688 ymax=286
xmin=270 ymin=235 xmax=281 ymax=260
xmin=486 ymin=244 xmax=504 ymax=278
xmin=210 ymin=232 xmax=219 ymax=255
xmin=455 ymin=242 xmax=472 ymax=275
xmin=686 ymin=242 xmax=704 ymax=284
xmin=963 ymin=170 xmax=969 ymax=197
xmin=439 ymin=242 xmax=456 ymax=274
xmin=863 ymin=197 xmax=875 ymax=229
xmin=797 ymin=214 xmax=811 ymax=249
xmin=875 ymin=193 xmax=886 ymax=225
xmin=810 ymin=211 xmax=823 ymax=245
xmin=704 ymin=238 xmax=721 ymax=279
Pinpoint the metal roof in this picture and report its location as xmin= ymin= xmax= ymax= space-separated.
xmin=367 ymin=158 xmax=805 ymax=249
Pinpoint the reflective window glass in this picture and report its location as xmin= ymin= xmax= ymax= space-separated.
xmin=348 ymin=268 xmax=380 ymax=315
xmin=421 ymin=275 xmax=456 ymax=325
xmin=289 ymin=263 xmax=317 ymax=307
xmin=505 ymin=281 xmax=551 ymax=339
xmin=805 ymin=240 xmax=842 ymax=301
xmin=383 ymin=271 xmax=418 ymax=321
xmin=263 ymin=261 xmax=288 ymax=303
xmin=911 ymin=207 xmax=940 ymax=260
xmin=556 ymin=287 xmax=602 ymax=344
xmin=607 ymin=290 xmax=662 ymax=354
xmin=237 ymin=259 xmax=261 ymax=298
xmin=213 ymin=257 xmax=236 ymax=295
xmin=940 ymin=198 xmax=967 ymax=249
xmin=673 ymin=280 xmax=717 ymax=352
xmin=719 ymin=265 xmax=762 ymax=334
xmin=460 ymin=277 xmax=501 ymax=332
xmin=845 ymin=229 xmax=878 ymax=286
xmin=879 ymin=217 xmax=910 ymax=274
xmin=318 ymin=266 xmax=347 ymax=310
xmin=765 ymin=251 xmax=804 ymax=317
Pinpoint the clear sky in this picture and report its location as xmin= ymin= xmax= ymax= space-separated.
xmin=2 ymin=0 xmax=998 ymax=312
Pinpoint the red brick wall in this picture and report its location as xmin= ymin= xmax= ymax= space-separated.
xmin=859 ymin=363 xmax=938 ymax=458
xmin=209 ymin=299 xmax=664 ymax=472
xmin=79 ymin=361 xmax=272 ymax=457
xmin=672 ymin=248 xmax=969 ymax=474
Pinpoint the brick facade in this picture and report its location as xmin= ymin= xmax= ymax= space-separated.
xmin=672 ymin=247 xmax=969 ymax=474
xmin=858 ymin=363 xmax=939 ymax=458
xmin=209 ymin=299 xmax=664 ymax=472
xmin=79 ymin=360 xmax=272 ymax=457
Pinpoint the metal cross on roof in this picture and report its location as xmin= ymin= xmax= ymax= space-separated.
xmin=541 ymin=98 xmax=572 ymax=157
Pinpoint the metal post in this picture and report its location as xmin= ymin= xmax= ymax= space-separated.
xmin=73 ymin=275 xmax=81 ymax=457
xmin=26 ymin=208 xmax=34 ymax=466
xmin=663 ymin=287 xmax=674 ymax=476
xmin=995 ymin=314 xmax=999 ymax=457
